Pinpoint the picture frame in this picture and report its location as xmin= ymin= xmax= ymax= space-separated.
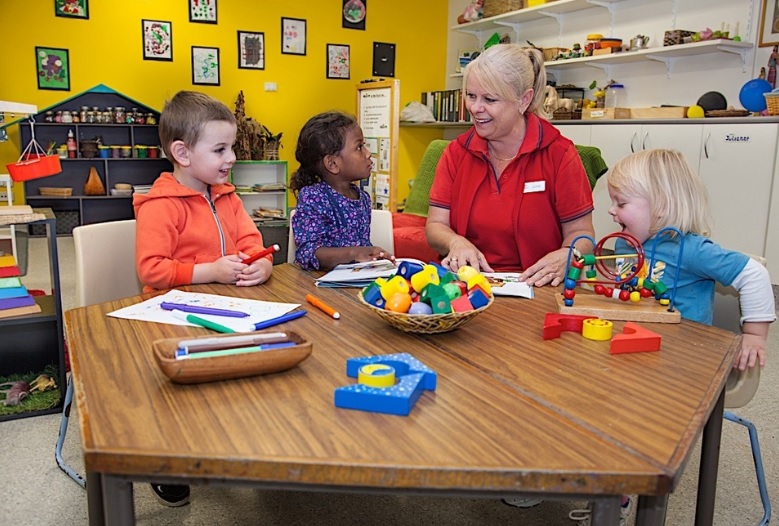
xmin=192 ymin=46 xmax=220 ymax=85
xmin=238 ymin=31 xmax=265 ymax=70
xmin=55 ymin=0 xmax=88 ymax=19
xmin=760 ymin=0 xmax=779 ymax=47
xmin=327 ymin=44 xmax=350 ymax=79
xmin=281 ymin=17 xmax=306 ymax=55
xmin=142 ymin=19 xmax=173 ymax=61
xmin=455 ymin=49 xmax=480 ymax=73
xmin=35 ymin=47 xmax=70 ymax=91
xmin=342 ymin=0 xmax=367 ymax=31
xmin=189 ymin=0 xmax=217 ymax=24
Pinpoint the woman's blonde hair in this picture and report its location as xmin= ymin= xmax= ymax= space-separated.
xmin=607 ymin=149 xmax=711 ymax=237
xmin=462 ymin=44 xmax=548 ymax=118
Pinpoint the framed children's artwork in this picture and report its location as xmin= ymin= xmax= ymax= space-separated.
xmin=55 ymin=0 xmax=88 ymax=19
xmin=327 ymin=44 xmax=350 ymax=79
xmin=192 ymin=46 xmax=220 ymax=86
xmin=189 ymin=0 xmax=217 ymax=24
xmin=35 ymin=47 xmax=70 ymax=91
xmin=142 ymin=19 xmax=173 ymax=61
xmin=759 ymin=0 xmax=779 ymax=46
xmin=238 ymin=31 xmax=264 ymax=70
xmin=342 ymin=0 xmax=366 ymax=30
xmin=281 ymin=17 xmax=306 ymax=55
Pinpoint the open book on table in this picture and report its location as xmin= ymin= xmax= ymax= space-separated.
xmin=315 ymin=260 xmax=533 ymax=299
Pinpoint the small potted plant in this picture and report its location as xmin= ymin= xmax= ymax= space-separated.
xmin=262 ymin=126 xmax=283 ymax=160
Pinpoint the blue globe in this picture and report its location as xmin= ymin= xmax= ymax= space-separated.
xmin=739 ymin=79 xmax=773 ymax=112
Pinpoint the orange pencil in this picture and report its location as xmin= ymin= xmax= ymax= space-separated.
xmin=305 ymin=294 xmax=341 ymax=319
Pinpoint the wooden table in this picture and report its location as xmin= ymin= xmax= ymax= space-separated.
xmin=65 ymin=264 xmax=738 ymax=526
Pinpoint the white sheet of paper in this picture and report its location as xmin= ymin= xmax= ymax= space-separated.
xmin=107 ymin=289 xmax=300 ymax=333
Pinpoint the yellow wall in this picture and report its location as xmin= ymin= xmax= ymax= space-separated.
xmin=1 ymin=0 xmax=449 ymax=206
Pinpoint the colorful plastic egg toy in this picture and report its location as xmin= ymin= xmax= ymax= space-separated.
xmin=457 ymin=265 xmax=479 ymax=282
xmin=386 ymin=292 xmax=412 ymax=313
xmin=408 ymin=301 xmax=433 ymax=315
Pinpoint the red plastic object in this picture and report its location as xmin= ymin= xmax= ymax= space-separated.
xmin=610 ymin=322 xmax=662 ymax=354
xmin=6 ymin=154 xmax=62 ymax=182
xmin=543 ymin=313 xmax=597 ymax=340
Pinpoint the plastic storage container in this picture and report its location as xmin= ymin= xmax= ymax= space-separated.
xmin=606 ymin=84 xmax=627 ymax=108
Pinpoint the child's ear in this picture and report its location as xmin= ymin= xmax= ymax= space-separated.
xmin=169 ymin=140 xmax=191 ymax=166
xmin=323 ymin=153 xmax=340 ymax=175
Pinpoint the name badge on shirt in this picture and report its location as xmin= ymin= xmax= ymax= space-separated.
xmin=524 ymin=181 xmax=545 ymax=193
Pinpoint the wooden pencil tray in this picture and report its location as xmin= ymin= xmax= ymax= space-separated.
xmin=152 ymin=331 xmax=312 ymax=384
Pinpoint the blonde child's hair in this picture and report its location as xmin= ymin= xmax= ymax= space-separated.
xmin=159 ymin=90 xmax=236 ymax=160
xmin=608 ymin=149 xmax=711 ymax=237
xmin=463 ymin=44 xmax=549 ymax=119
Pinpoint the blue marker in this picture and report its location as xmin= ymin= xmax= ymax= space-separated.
xmin=253 ymin=310 xmax=307 ymax=330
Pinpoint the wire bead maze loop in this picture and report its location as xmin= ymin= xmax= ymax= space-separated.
xmin=593 ymin=231 xmax=645 ymax=284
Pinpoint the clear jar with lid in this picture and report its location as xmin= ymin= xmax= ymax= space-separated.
xmin=80 ymin=106 xmax=89 ymax=122
xmin=146 ymin=113 xmax=157 ymax=125
xmin=114 ymin=107 xmax=125 ymax=124
xmin=61 ymin=111 xmax=73 ymax=123
xmin=86 ymin=111 xmax=96 ymax=123
xmin=44 ymin=111 xmax=54 ymax=123
xmin=605 ymin=83 xmax=627 ymax=108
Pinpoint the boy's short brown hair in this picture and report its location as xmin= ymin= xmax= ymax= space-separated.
xmin=159 ymin=91 xmax=236 ymax=160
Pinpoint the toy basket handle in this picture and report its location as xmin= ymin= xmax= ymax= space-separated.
xmin=17 ymin=117 xmax=48 ymax=162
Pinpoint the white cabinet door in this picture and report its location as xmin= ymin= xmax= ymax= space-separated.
xmin=640 ymin=124 xmax=703 ymax=172
xmin=553 ymin=123 xmax=591 ymax=146
xmin=699 ymin=123 xmax=778 ymax=256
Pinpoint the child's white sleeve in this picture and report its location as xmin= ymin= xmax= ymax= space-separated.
xmin=730 ymin=258 xmax=777 ymax=325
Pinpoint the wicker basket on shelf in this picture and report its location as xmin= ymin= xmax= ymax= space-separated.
xmin=764 ymin=93 xmax=779 ymax=116
xmin=483 ymin=0 xmax=524 ymax=18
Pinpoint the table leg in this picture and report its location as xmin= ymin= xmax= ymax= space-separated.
xmin=102 ymin=474 xmax=135 ymax=526
xmin=695 ymin=388 xmax=725 ymax=526
xmin=590 ymin=496 xmax=621 ymax=526
xmin=87 ymin=471 xmax=105 ymax=526
xmin=636 ymin=495 xmax=668 ymax=525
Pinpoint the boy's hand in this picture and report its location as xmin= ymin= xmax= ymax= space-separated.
xmin=236 ymin=256 xmax=273 ymax=286
xmin=194 ymin=255 xmax=248 ymax=285
xmin=734 ymin=332 xmax=767 ymax=370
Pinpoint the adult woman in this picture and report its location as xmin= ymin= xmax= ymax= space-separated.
xmin=426 ymin=44 xmax=595 ymax=287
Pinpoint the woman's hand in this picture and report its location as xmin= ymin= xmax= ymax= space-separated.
xmin=518 ymin=247 xmax=571 ymax=287
xmin=440 ymin=239 xmax=493 ymax=273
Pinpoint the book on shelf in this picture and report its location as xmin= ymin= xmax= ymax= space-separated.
xmin=0 ymin=294 xmax=37 ymax=310
xmin=421 ymin=89 xmax=472 ymax=124
xmin=0 ymin=286 xmax=29 ymax=300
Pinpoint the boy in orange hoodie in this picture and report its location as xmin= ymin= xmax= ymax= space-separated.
xmin=133 ymin=90 xmax=273 ymax=293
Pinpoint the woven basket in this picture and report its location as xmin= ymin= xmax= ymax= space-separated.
xmin=764 ymin=93 xmax=779 ymax=116
xmin=358 ymin=292 xmax=493 ymax=334
xmin=483 ymin=0 xmax=524 ymax=18
xmin=543 ymin=47 xmax=567 ymax=61
xmin=39 ymin=187 xmax=73 ymax=197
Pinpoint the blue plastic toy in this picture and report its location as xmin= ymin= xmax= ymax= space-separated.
xmin=739 ymin=79 xmax=773 ymax=112
xmin=334 ymin=352 xmax=437 ymax=416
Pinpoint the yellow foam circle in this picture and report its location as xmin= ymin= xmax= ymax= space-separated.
xmin=358 ymin=364 xmax=396 ymax=388
xmin=687 ymin=105 xmax=705 ymax=119
xmin=582 ymin=318 xmax=613 ymax=341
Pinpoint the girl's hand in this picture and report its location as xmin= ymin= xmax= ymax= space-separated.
xmin=519 ymin=247 xmax=571 ymax=287
xmin=440 ymin=239 xmax=492 ymax=273
xmin=353 ymin=246 xmax=395 ymax=263
xmin=734 ymin=333 xmax=767 ymax=370
xmin=236 ymin=257 xmax=273 ymax=286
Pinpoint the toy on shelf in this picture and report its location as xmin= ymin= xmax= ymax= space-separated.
xmin=457 ymin=0 xmax=483 ymax=24
xmin=556 ymin=229 xmax=684 ymax=323
xmin=359 ymin=261 xmax=493 ymax=334
xmin=334 ymin=353 xmax=437 ymax=416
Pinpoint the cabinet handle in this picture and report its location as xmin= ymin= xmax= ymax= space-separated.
xmin=642 ymin=132 xmax=649 ymax=151
xmin=630 ymin=132 xmax=638 ymax=153
xmin=704 ymin=132 xmax=711 ymax=159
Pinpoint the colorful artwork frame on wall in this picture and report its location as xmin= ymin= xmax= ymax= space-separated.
xmin=192 ymin=46 xmax=220 ymax=86
xmin=189 ymin=0 xmax=217 ymax=24
xmin=142 ymin=19 xmax=173 ymax=61
xmin=55 ymin=0 xmax=89 ymax=19
xmin=281 ymin=17 xmax=307 ymax=56
xmin=759 ymin=0 xmax=779 ymax=46
xmin=342 ymin=0 xmax=367 ymax=30
xmin=35 ymin=47 xmax=70 ymax=91
xmin=327 ymin=44 xmax=350 ymax=80
xmin=238 ymin=31 xmax=265 ymax=70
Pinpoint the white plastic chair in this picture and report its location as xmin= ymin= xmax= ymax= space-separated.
xmin=715 ymin=254 xmax=771 ymax=525
xmin=287 ymin=208 xmax=395 ymax=265
xmin=56 ymin=220 xmax=143 ymax=488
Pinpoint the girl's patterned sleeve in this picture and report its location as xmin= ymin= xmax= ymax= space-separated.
xmin=292 ymin=188 xmax=335 ymax=270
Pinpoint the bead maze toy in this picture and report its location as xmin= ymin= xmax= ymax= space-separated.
xmin=555 ymin=229 xmax=684 ymax=323
xmin=334 ymin=353 xmax=437 ymax=416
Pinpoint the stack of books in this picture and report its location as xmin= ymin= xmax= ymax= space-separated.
xmin=0 ymin=255 xmax=41 ymax=318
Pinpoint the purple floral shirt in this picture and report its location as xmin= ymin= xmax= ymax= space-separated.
xmin=292 ymin=181 xmax=372 ymax=270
